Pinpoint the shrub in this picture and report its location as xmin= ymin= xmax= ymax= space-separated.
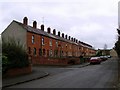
xmin=2 ymin=38 xmax=29 ymax=73
xmin=95 ymin=50 xmax=102 ymax=56
xmin=115 ymin=29 xmax=120 ymax=57
xmin=2 ymin=55 xmax=9 ymax=74
xmin=115 ymin=40 xmax=120 ymax=57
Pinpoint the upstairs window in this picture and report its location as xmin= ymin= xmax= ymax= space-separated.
xmin=56 ymin=41 xmax=58 ymax=47
xmin=42 ymin=36 xmax=44 ymax=45
xmin=49 ymin=39 xmax=52 ymax=46
xmin=32 ymin=35 xmax=35 ymax=44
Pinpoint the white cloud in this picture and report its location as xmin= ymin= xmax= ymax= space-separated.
xmin=0 ymin=0 xmax=119 ymax=49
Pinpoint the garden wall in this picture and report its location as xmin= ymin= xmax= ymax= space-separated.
xmin=31 ymin=56 xmax=80 ymax=65
xmin=5 ymin=65 xmax=32 ymax=77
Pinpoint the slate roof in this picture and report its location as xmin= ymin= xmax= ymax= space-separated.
xmin=14 ymin=20 xmax=93 ymax=48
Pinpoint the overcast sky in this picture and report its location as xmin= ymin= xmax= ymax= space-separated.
xmin=0 ymin=0 xmax=119 ymax=49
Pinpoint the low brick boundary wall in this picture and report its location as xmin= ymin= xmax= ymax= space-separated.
xmin=31 ymin=56 xmax=80 ymax=65
xmin=5 ymin=65 xmax=32 ymax=77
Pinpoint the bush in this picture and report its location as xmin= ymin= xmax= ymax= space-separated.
xmin=2 ymin=55 xmax=9 ymax=74
xmin=95 ymin=50 xmax=102 ymax=56
xmin=2 ymin=38 xmax=29 ymax=73
xmin=115 ymin=29 xmax=120 ymax=57
xmin=115 ymin=40 xmax=120 ymax=57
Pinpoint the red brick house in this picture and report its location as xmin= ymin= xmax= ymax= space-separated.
xmin=2 ymin=17 xmax=96 ymax=65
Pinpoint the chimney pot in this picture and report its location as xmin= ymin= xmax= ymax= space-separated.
xmin=58 ymin=31 xmax=60 ymax=37
xmin=62 ymin=33 xmax=64 ymax=38
xmin=33 ymin=21 xmax=37 ymax=28
xmin=41 ymin=24 xmax=44 ymax=31
xmin=71 ymin=37 xmax=73 ymax=41
xmin=23 ymin=17 xmax=28 ymax=25
xmin=65 ymin=35 xmax=67 ymax=39
xmin=69 ymin=36 xmax=71 ymax=40
xmin=76 ymin=39 xmax=78 ymax=43
xmin=53 ymin=29 xmax=56 ymax=35
xmin=47 ymin=27 xmax=51 ymax=33
xmin=74 ymin=38 xmax=76 ymax=42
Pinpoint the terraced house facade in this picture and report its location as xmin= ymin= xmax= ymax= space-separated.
xmin=2 ymin=17 xmax=96 ymax=65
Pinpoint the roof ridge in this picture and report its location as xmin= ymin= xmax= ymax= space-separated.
xmin=14 ymin=20 xmax=93 ymax=48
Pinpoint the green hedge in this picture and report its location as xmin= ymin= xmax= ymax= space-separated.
xmin=2 ymin=55 xmax=9 ymax=74
xmin=115 ymin=40 xmax=120 ymax=57
xmin=2 ymin=38 xmax=29 ymax=73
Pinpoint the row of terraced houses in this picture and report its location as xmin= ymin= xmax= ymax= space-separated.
xmin=2 ymin=17 xmax=96 ymax=65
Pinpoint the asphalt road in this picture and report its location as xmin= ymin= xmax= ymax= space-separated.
xmin=9 ymin=58 xmax=118 ymax=88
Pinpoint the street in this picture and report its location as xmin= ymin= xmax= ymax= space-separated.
xmin=8 ymin=58 xmax=118 ymax=88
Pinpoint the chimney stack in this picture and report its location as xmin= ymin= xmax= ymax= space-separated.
xmin=74 ymin=38 xmax=76 ymax=42
xmin=58 ymin=31 xmax=60 ymax=37
xmin=62 ymin=33 xmax=64 ymax=38
xmin=47 ymin=27 xmax=51 ymax=33
xmin=23 ymin=17 xmax=28 ymax=25
xmin=53 ymin=29 xmax=56 ymax=35
xmin=65 ymin=35 xmax=67 ymax=39
xmin=69 ymin=36 xmax=71 ymax=40
xmin=41 ymin=24 xmax=44 ymax=31
xmin=76 ymin=39 xmax=78 ymax=43
xmin=33 ymin=21 xmax=37 ymax=28
xmin=71 ymin=37 xmax=73 ymax=41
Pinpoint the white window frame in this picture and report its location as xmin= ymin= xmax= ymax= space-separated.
xmin=56 ymin=41 xmax=58 ymax=47
xmin=32 ymin=35 xmax=35 ymax=44
xmin=49 ymin=39 xmax=52 ymax=46
xmin=42 ymin=36 xmax=44 ymax=45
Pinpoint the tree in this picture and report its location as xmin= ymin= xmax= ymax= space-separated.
xmin=104 ymin=44 xmax=107 ymax=50
xmin=103 ymin=44 xmax=108 ymax=55
xmin=115 ymin=29 xmax=120 ymax=57
xmin=96 ymin=49 xmax=102 ymax=56
xmin=2 ymin=38 xmax=30 ymax=74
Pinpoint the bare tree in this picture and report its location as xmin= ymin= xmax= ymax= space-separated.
xmin=103 ymin=44 xmax=107 ymax=55
xmin=104 ymin=44 xmax=107 ymax=50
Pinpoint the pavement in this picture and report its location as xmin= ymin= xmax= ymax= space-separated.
xmin=2 ymin=62 xmax=90 ymax=88
xmin=113 ymin=57 xmax=120 ymax=88
xmin=66 ymin=62 xmax=90 ymax=68
xmin=116 ymin=57 xmax=120 ymax=88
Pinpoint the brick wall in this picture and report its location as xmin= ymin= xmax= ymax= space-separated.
xmin=31 ymin=56 xmax=80 ymax=65
xmin=26 ymin=32 xmax=95 ymax=65
xmin=27 ymin=32 xmax=42 ymax=56
xmin=5 ymin=65 xmax=32 ymax=77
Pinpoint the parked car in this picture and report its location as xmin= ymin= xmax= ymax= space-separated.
xmin=107 ymin=55 xmax=111 ymax=58
xmin=90 ymin=57 xmax=102 ymax=64
xmin=100 ymin=56 xmax=108 ymax=61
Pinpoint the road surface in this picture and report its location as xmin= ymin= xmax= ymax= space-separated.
xmin=8 ymin=58 xmax=118 ymax=88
